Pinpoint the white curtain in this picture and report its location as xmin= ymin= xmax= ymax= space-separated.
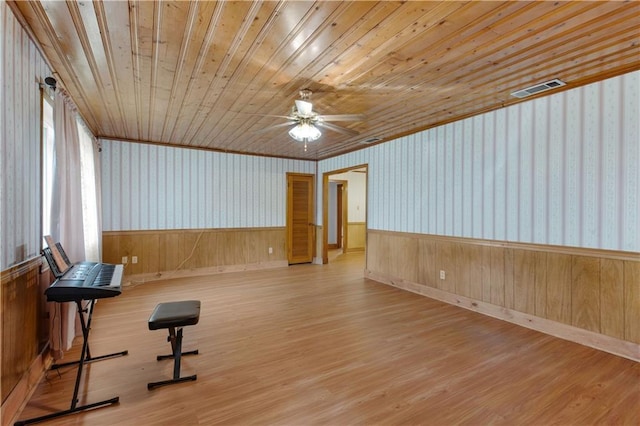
xmin=92 ymin=141 xmax=103 ymax=260
xmin=48 ymin=90 xmax=102 ymax=358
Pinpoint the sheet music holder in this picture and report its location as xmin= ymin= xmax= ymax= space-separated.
xmin=43 ymin=235 xmax=70 ymax=276
xmin=15 ymin=239 xmax=128 ymax=426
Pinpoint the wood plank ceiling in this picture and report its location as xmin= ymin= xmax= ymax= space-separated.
xmin=10 ymin=1 xmax=640 ymax=160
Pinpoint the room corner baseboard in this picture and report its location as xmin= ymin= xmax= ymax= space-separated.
xmin=365 ymin=270 xmax=640 ymax=362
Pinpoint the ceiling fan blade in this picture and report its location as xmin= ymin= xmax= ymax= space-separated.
xmin=253 ymin=121 xmax=296 ymax=134
xmin=316 ymin=121 xmax=360 ymax=137
xmin=318 ymin=114 xmax=365 ymax=122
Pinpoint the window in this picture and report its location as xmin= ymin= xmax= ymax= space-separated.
xmin=77 ymin=120 xmax=100 ymax=261
xmin=42 ymin=93 xmax=54 ymax=240
xmin=41 ymin=90 xmax=101 ymax=262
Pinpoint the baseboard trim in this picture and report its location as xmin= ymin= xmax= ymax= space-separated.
xmin=365 ymin=270 xmax=640 ymax=362
xmin=123 ymin=260 xmax=289 ymax=287
xmin=2 ymin=347 xmax=52 ymax=426
xmin=344 ymin=247 xmax=364 ymax=253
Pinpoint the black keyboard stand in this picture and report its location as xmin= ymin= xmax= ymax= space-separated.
xmin=15 ymin=300 xmax=128 ymax=426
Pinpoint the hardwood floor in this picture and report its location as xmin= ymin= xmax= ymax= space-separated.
xmin=15 ymin=252 xmax=639 ymax=425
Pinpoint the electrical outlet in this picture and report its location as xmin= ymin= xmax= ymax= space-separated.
xmin=132 ymin=256 xmax=138 ymax=264
xmin=122 ymin=256 xmax=128 ymax=264
xmin=268 ymin=247 xmax=273 ymax=254
xmin=439 ymin=270 xmax=446 ymax=280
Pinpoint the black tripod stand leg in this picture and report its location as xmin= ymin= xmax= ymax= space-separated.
xmin=51 ymin=349 xmax=129 ymax=369
xmin=15 ymin=300 xmax=123 ymax=426
xmin=14 ymin=397 xmax=119 ymax=426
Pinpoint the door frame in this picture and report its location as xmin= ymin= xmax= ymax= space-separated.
xmin=321 ymin=164 xmax=368 ymax=264
xmin=328 ymin=180 xmax=347 ymax=250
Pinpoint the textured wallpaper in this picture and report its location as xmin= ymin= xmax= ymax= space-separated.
xmin=319 ymin=71 xmax=639 ymax=252
xmin=100 ymin=141 xmax=315 ymax=230
xmin=1 ymin=3 xmax=51 ymax=269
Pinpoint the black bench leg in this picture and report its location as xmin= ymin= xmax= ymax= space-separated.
xmin=148 ymin=327 xmax=198 ymax=390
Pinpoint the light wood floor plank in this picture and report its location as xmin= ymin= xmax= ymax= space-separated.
xmin=15 ymin=252 xmax=639 ymax=425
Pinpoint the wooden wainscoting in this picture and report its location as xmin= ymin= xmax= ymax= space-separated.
xmin=366 ymin=230 xmax=640 ymax=361
xmin=345 ymin=222 xmax=365 ymax=252
xmin=103 ymin=227 xmax=287 ymax=283
xmin=1 ymin=257 xmax=52 ymax=423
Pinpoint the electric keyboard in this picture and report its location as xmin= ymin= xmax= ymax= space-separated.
xmin=45 ymin=262 xmax=123 ymax=303
xmin=16 ymin=239 xmax=129 ymax=426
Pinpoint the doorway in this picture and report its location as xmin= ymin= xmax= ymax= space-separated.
xmin=322 ymin=165 xmax=367 ymax=264
xmin=327 ymin=180 xmax=347 ymax=250
xmin=286 ymin=173 xmax=314 ymax=264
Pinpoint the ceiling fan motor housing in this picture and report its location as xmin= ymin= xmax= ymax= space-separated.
xmin=294 ymin=100 xmax=315 ymax=117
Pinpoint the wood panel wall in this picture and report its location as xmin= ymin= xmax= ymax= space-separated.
xmin=103 ymin=227 xmax=287 ymax=282
xmin=346 ymin=222 xmax=366 ymax=252
xmin=366 ymin=230 xmax=640 ymax=360
xmin=1 ymin=258 xmax=50 ymax=403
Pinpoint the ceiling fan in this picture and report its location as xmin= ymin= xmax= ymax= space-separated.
xmin=256 ymin=89 xmax=365 ymax=151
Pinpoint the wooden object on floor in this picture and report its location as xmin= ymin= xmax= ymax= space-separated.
xmin=13 ymin=252 xmax=639 ymax=426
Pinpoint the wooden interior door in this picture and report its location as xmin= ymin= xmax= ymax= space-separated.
xmin=287 ymin=173 xmax=314 ymax=264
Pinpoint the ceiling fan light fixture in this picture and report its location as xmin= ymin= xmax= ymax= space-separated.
xmin=288 ymin=122 xmax=321 ymax=142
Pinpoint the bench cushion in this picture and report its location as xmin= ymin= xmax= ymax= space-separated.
xmin=148 ymin=300 xmax=201 ymax=330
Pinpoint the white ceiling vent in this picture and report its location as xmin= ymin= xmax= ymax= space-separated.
xmin=511 ymin=79 xmax=566 ymax=98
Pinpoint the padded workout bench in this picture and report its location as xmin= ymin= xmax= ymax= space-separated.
xmin=147 ymin=300 xmax=200 ymax=390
